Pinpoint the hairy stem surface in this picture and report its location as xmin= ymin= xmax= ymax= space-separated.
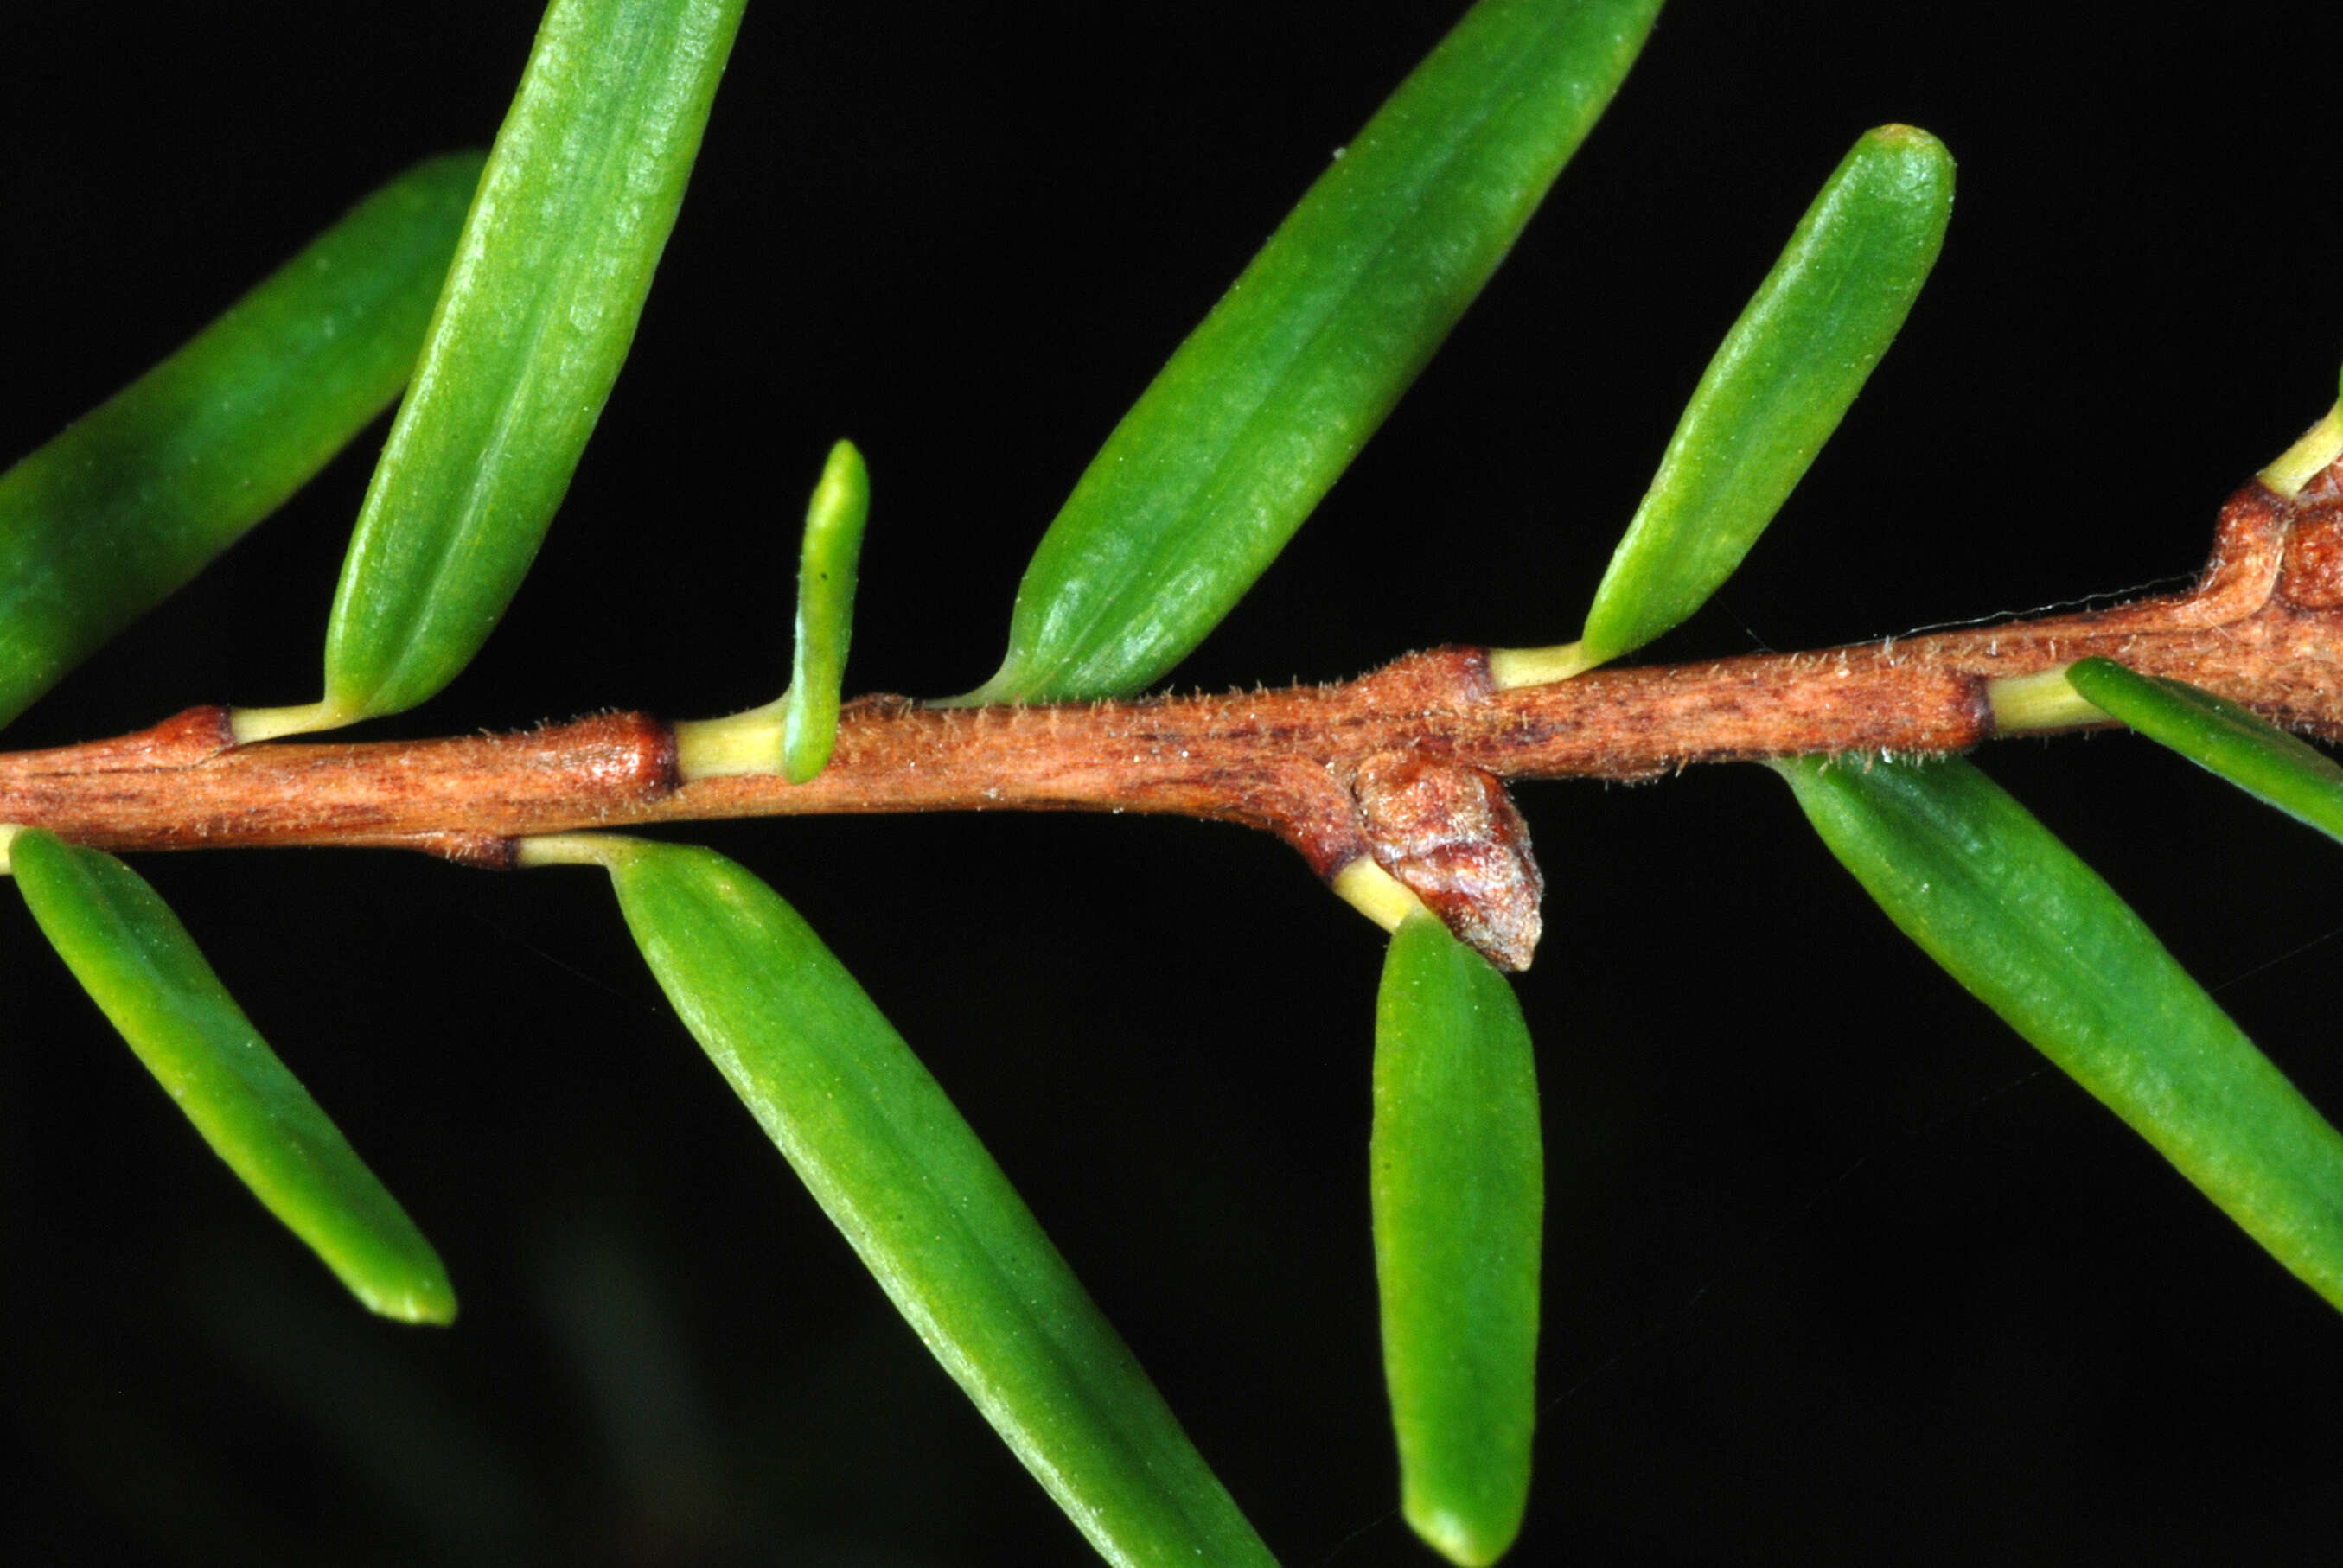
xmin=9 ymin=468 xmax=2343 ymax=969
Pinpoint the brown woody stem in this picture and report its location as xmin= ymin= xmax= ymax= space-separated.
xmin=9 ymin=466 xmax=2343 ymax=971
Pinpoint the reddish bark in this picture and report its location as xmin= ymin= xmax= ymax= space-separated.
xmin=6 ymin=467 xmax=2343 ymax=970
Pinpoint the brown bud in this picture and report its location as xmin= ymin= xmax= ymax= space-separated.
xmin=2278 ymin=498 xmax=2343 ymax=610
xmin=1350 ymin=749 xmax=1543 ymax=972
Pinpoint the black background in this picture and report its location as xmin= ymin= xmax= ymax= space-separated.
xmin=8 ymin=3 xmax=2343 ymax=1563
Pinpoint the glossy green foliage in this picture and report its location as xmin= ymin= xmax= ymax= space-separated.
xmin=1580 ymin=127 xmax=1953 ymax=667
xmin=782 ymin=441 xmax=869 ymax=783
xmin=970 ymin=0 xmax=1663 ymax=704
xmin=1373 ymin=912 xmax=1543 ymax=1567
xmin=9 ymin=830 xmax=453 ymax=1323
xmin=0 ymin=155 xmax=481 ymax=730
xmin=1774 ymin=755 xmax=2343 ymax=1311
xmin=2065 ymin=657 xmax=2343 ymax=845
xmin=322 ymin=0 xmax=745 ymax=723
xmin=601 ymin=840 xmax=1280 ymax=1568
